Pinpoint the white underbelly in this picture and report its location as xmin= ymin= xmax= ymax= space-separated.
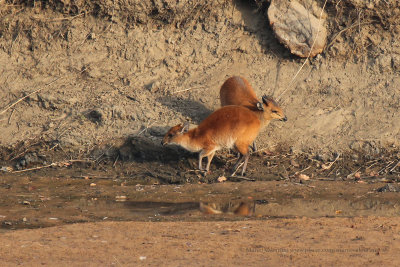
xmin=215 ymin=136 xmax=236 ymax=149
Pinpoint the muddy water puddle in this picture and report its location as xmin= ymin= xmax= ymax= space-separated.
xmin=1 ymin=170 xmax=400 ymax=231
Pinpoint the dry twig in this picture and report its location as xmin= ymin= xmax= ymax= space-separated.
xmin=32 ymin=12 xmax=85 ymax=22
xmin=7 ymin=108 xmax=15 ymax=124
xmin=389 ymin=160 xmax=400 ymax=173
xmin=321 ymin=154 xmax=340 ymax=170
xmin=137 ymin=120 xmax=157 ymax=136
xmin=172 ymin=86 xmax=205 ymax=94
xmin=228 ymin=176 xmax=256 ymax=181
xmin=277 ymin=0 xmax=328 ymax=101
xmin=0 ymin=76 xmax=61 ymax=115
xmin=11 ymin=159 xmax=92 ymax=174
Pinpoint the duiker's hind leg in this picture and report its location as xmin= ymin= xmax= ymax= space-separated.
xmin=233 ymin=142 xmax=256 ymax=162
xmin=231 ymin=143 xmax=250 ymax=176
xmin=231 ymin=153 xmax=250 ymax=176
xmin=240 ymin=153 xmax=250 ymax=175
xmin=235 ymin=142 xmax=256 ymax=158
xmin=231 ymin=154 xmax=244 ymax=174
xmin=251 ymin=141 xmax=257 ymax=152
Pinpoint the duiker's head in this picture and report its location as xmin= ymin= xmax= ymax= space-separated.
xmin=161 ymin=122 xmax=190 ymax=145
xmin=256 ymin=95 xmax=287 ymax=122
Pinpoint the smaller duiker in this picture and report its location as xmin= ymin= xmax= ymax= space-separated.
xmin=162 ymin=99 xmax=286 ymax=176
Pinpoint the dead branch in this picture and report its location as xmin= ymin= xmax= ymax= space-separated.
xmin=0 ymin=76 xmax=61 ymax=116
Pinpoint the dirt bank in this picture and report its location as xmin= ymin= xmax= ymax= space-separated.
xmin=1 ymin=0 xmax=400 ymax=162
xmin=1 ymin=218 xmax=400 ymax=266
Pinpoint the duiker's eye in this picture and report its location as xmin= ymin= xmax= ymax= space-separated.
xmin=272 ymin=110 xmax=279 ymax=114
xmin=168 ymin=134 xmax=173 ymax=137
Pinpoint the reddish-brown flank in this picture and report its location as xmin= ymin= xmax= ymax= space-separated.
xmin=219 ymin=76 xmax=286 ymax=124
xmin=220 ymin=76 xmax=259 ymax=110
xmin=162 ymin=101 xmax=286 ymax=176
xmin=162 ymin=76 xmax=287 ymax=176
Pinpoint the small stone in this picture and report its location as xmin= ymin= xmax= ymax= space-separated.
xmin=392 ymin=55 xmax=400 ymax=72
xmin=0 ymin=166 xmax=13 ymax=172
xmin=290 ymin=159 xmax=300 ymax=168
xmin=115 ymin=195 xmax=127 ymax=202
xmin=376 ymin=54 xmax=393 ymax=72
xmin=217 ymin=176 xmax=227 ymax=183
xmin=366 ymin=3 xmax=374 ymax=9
xmin=297 ymin=173 xmax=310 ymax=181
xmin=377 ymin=184 xmax=400 ymax=192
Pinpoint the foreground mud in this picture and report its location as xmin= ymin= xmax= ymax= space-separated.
xmin=1 ymin=218 xmax=399 ymax=266
xmin=1 ymin=170 xmax=400 ymax=265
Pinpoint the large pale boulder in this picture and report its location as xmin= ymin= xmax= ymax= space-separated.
xmin=268 ymin=0 xmax=327 ymax=57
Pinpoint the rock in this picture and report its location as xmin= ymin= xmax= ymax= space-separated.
xmin=290 ymin=159 xmax=300 ymax=168
xmin=148 ymin=126 xmax=169 ymax=137
xmin=377 ymin=184 xmax=400 ymax=193
xmin=111 ymin=105 xmax=127 ymax=119
xmin=376 ymin=54 xmax=393 ymax=72
xmin=268 ymin=0 xmax=327 ymax=57
xmin=87 ymin=109 xmax=103 ymax=123
xmin=145 ymin=80 xmax=161 ymax=93
xmin=115 ymin=195 xmax=127 ymax=202
xmin=15 ymin=152 xmax=42 ymax=170
xmin=392 ymin=54 xmax=400 ymax=72
xmin=297 ymin=173 xmax=310 ymax=181
xmin=217 ymin=176 xmax=227 ymax=183
xmin=118 ymin=136 xmax=163 ymax=162
xmin=0 ymin=166 xmax=13 ymax=172
xmin=315 ymin=153 xmax=329 ymax=162
xmin=36 ymin=94 xmax=60 ymax=110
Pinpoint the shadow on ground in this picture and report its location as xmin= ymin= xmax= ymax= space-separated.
xmin=157 ymin=96 xmax=212 ymax=124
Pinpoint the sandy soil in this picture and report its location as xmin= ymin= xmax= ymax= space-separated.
xmin=1 ymin=218 xmax=400 ymax=266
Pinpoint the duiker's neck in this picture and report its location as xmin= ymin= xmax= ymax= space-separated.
xmin=254 ymin=111 xmax=272 ymax=129
xmin=173 ymin=130 xmax=202 ymax=152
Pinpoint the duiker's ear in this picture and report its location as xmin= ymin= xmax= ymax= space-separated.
xmin=181 ymin=121 xmax=190 ymax=133
xmin=256 ymin=102 xmax=264 ymax=111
